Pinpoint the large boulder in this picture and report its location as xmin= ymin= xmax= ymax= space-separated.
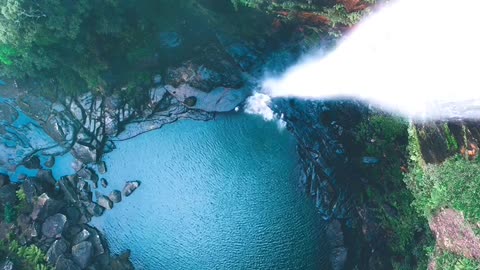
xmin=72 ymin=241 xmax=93 ymax=269
xmin=46 ymin=238 xmax=69 ymax=264
xmin=41 ymin=213 xmax=67 ymax=238
xmin=55 ymin=255 xmax=81 ymax=270
xmin=73 ymin=229 xmax=90 ymax=245
xmin=31 ymin=193 xmax=65 ymax=221
xmin=22 ymin=177 xmax=55 ymax=203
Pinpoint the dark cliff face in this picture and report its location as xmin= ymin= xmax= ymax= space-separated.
xmin=275 ymin=99 xmax=395 ymax=269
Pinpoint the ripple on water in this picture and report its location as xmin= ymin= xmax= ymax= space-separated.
xmin=91 ymin=114 xmax=331 ymax=270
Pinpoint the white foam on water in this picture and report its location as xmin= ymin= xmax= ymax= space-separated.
xmin=262 ymin=0 xmax=480 ymax=120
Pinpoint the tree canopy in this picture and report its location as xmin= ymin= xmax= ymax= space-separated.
xmin=0 ymin=0 xmax=194 ymax=97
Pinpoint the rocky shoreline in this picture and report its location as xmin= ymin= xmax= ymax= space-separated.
xmin=0 ymin=166 xmax=140 ymax=269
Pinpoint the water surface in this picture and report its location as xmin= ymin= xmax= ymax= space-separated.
xmin=92 ymin=114 xmax=329 ymax=270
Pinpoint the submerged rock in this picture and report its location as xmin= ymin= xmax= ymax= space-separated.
xmin=123 ymin=181 xmax=141 ymax=197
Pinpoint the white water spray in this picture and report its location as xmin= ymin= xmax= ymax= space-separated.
xmin=261 ymin=0 xmax=480 ymax=120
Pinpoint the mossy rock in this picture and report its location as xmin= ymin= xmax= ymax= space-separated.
xmin=183 ymin=96 xmax=197 ymax=107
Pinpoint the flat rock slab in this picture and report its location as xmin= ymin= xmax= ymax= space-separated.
xmin=165 ymin=84 xmax=248 ymax=112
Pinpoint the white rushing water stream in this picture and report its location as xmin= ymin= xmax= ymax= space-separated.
xmin=249 ymin=0 xmax=480 ymax=121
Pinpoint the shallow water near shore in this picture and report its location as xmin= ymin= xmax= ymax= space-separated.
xmin=91 ymin=113 xmax=330 ymax=270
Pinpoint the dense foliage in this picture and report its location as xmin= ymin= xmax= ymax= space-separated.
xmin=354 ymin=114 xmax=432 ymax=269
xmin=0 ymin=0 xmax=194 ymax=97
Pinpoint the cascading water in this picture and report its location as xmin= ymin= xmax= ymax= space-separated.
xmin=249 ymin=0 xmax=480 ymax=120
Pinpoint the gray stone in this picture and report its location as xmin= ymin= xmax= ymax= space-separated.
xmin=0 ymin=173 xmax=10 ymax=188
xmin=109 ymin=190 xmax=122 ymax=203
xmin=41 ymin=213 xmax=67 ymax=238
xmin=77 ymin=179 xmax=92 ymax=202
xmin=123 ymin=181 xmax=141 ymax=197
xmin=85 ymin=202 xmax=104 ymax=217
xmin=73 ymin=229 xmax=90 ymax=245
xmin=97 ymin=195 xmax=113 ymax=210
xmin=72 ymin=241 xmax=93 ymax=269
xmin=58 ymin=177 xmax=79 ymax=203
xmin=87 ymin=229 xmax=105 ymax=256
xmin=97 ymin=161 xmax=107 ymax=175
xmin=31 ymin=193 xmax=65 ymax=221
xmin=56 ymin=255 xmax=81 ymax=270
xmin=47 ymin=238 xmax=69 ymax=264
xmin=100 ymin=178 xmax=108 ymax=188
xmin=45 ymin=156 xmax=56 ymax=168
xmin=65 ymin=206 xmax=81 ymax=225
xmin=0 ymin=259 xmax=14 ymax=270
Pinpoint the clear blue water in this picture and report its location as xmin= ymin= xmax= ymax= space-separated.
xmin=91 ymin=114 xmax=330 ymax=270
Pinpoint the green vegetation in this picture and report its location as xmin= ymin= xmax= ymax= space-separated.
xmin=433 ymin=250 xmax=480 ymax=270
xmin=0 ymin=239 xmax=50 ymax=270
xmin=355 ymin=114 xmax=432 ymax=269
xmin=0 ymin=0 xmax=195 ymax=98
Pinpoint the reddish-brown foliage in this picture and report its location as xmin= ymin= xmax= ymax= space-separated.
xmin=275 ymin=11 xmax=330 ymax=26
xmin=337 ymin=0 xmax=369 ymax=13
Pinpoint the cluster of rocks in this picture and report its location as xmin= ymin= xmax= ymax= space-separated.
xmin=0 ymin=168 xmax=138 ymax=270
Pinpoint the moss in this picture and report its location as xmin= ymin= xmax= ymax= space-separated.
xmin=443 ymin=123 xmax=459 ymax=152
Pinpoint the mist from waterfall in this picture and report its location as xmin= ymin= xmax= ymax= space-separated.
xmin=255 ymin=0 xmax=480 ymax=120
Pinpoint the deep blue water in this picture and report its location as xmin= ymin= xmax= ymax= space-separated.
xmin=90 ymin=114 xmax=330 ymax=270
